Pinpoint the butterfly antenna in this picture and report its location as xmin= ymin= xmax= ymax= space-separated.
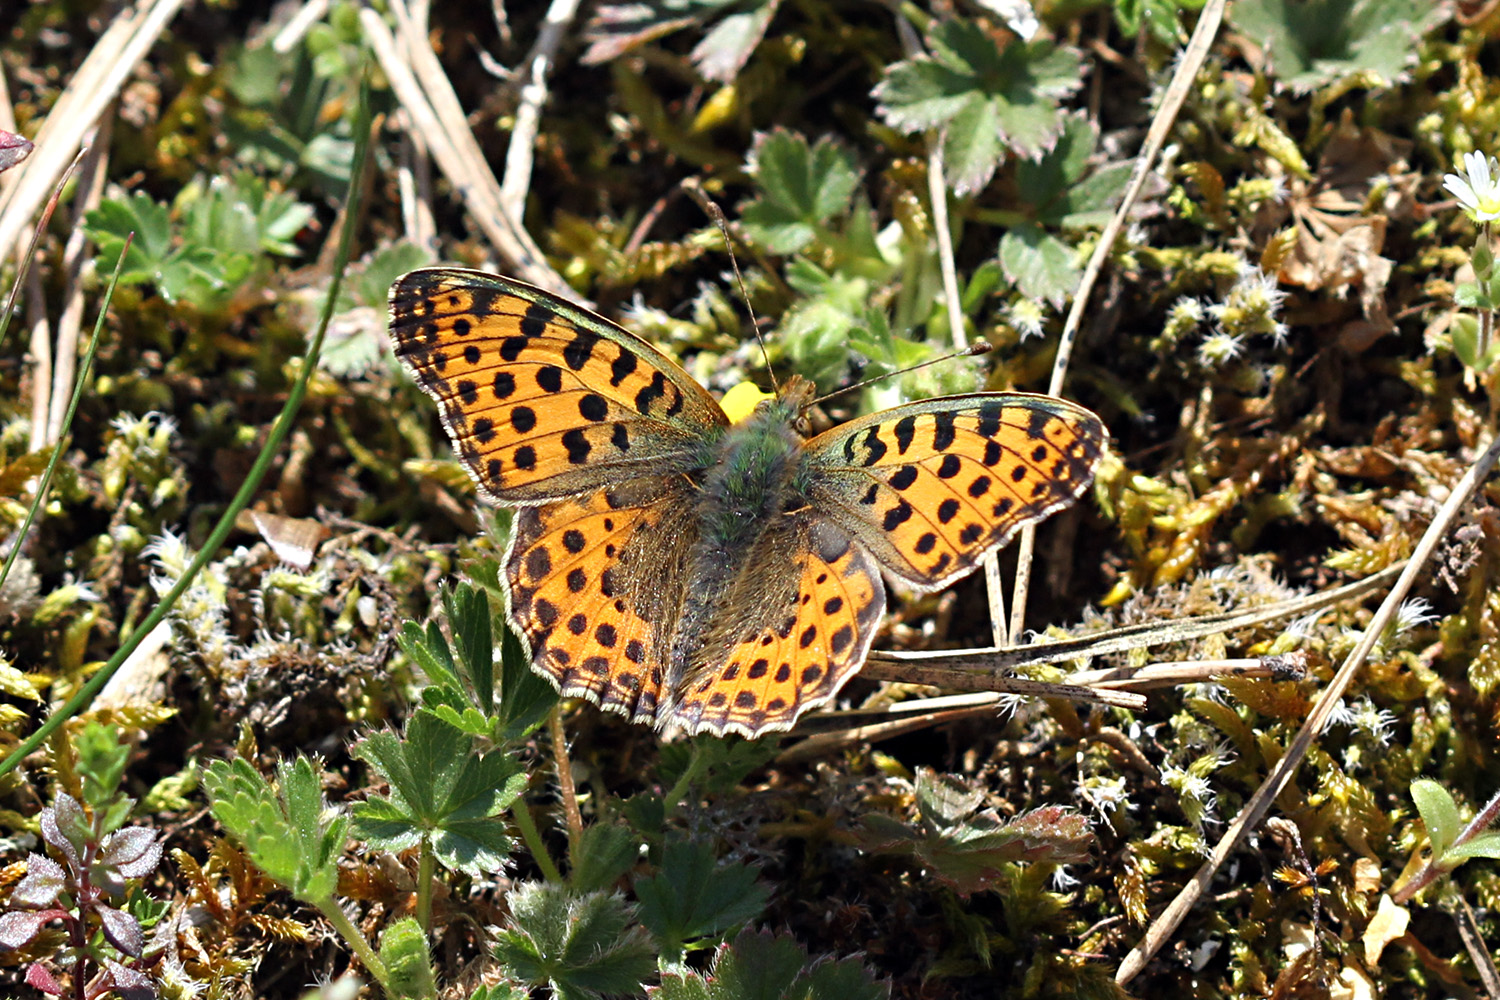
xmin=682 ymin=178 xmax=780 ymax=395
xmin=809 ymin=342 xmax=994 ymax=409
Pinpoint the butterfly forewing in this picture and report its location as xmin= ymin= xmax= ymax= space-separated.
xmin=389 ymin=268 xmax=728 ymax=505
xmin=805 ymin=393 xmax=1106 ymax=590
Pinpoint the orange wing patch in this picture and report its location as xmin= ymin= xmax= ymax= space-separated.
xmin=389 ymin=269 xmax=726 ymax=505
xmin=668 ymin=524 xmax=885 ymax=738
xmin=808 ymin=395 xmax=1105 ymax=590
xmin=505 ymin=489 xmax=680 ymax=725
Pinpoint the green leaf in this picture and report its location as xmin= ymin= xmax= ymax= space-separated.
xmin=1229 ymin=0 xmax=1446 ymax=94
xmin=1015 ymin=114 xmax=1097 ymax=221
xmin=1452 ymin=314 xmax=1483 ymax=370
xmin=203 ymin=756 xmax=348 ymax=904
xmin=84 ymin=192 xmax=175 ymax=287
xmin=75 ymin=721 xmax=130 ymax=816
xmin=468 ymin=983 xmax=530 ymax=1000
xmin=653 ymin=928 xmax=888 ymax=1000
xmin=690 ymin=0 xmax=780 ymax=82
xmin=570 ymin=822 xmax=643 ymax=895
xmin=998 ymin=224 xmax=1079 ymax=309
xmin=656 ymin=736 xmax=780 ymax=800
xmin=405 ymin=584 xmax=556 ymax=743
xmin=495 ymin=608 xmax=560 ymax=740
xmin=1445 ymin=831 xmax=1500 ymax=863
xmin=1411 ymin=779 xmax=1462 ymax=857
xmin=352 ymin=711 xmax=527 ymax=877
xmin=741 ymin=130 xmax=861 ymax=255
xmin=493 ymin=883 xmax=656 ymax=1000
xmin=875 ymin=20 xmax=1083 ymax=194
xmin=352 ymin=241 xmax=433 ymax=311
xmin=447 ymin=584 xmax=495 ymax=717
xmin=633 ymin=838 xmax=769 ymax=964
xmin=777 ymin=259 xmax=886 ymax=390
xmin=1114 ymin=0 xmax=1203 ymax=44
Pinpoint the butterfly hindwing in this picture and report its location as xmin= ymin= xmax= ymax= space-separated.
xmin=667 ymin=520 xmax=885 ymax=738
xmin=805 ymin=393 xmax=1106 ymax=590
xmin=504 ymin=478 xmax=700 ymax=725
xmin=389 ymin=268 xmax=728 ymax=505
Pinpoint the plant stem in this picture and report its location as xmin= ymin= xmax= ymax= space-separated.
xmin=511 ymin=798 xmax=563 ymax=884
xmin=662 ymin=746 xmax=709 ymax=821
xmin=317 ymin=898 xmax=389 ymax=989
xmin=416 ymin=839 xmax=435 ymax=934
xmin=548 ymin=705 xmax=584 ymax=855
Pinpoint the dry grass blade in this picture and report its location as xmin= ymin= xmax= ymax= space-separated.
xmin=1009 ymin=0 xmax=1229 ymax=638
xmin=894 ymin=12 xmax=1007 ymax=648
xmin=0 ymin=0 xmax=188 ymax=263
xmin=500 ymin=0 xmax=583 ymax=223
xmin=866 ymin=561 xmax=1401 ymax=676
xmin=362 ymin=3 xmax=575 ymax=298
xmin=1072 ymin=653 xmax=1307 ymax=691
xmin=45 ymin=119 xmax=111 ymax=447
xmin=1116 ymin=431 xmax=1500 ymax=985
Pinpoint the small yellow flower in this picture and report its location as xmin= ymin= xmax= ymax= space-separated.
xmin=1443 ymin=151 xmax=1500 ymax=223
xmin=720 ymin=381 xmax=775 ymax=424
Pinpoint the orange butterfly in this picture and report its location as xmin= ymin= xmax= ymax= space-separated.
xmin=389 ymin=268 xmax=1107 ymax=738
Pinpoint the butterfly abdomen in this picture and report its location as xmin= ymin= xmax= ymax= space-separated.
xmin=660 ymin=405 xmax=811 ymax=699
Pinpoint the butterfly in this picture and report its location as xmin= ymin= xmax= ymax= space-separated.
xmin=388 ymin=268 xmax=1107 ymax=739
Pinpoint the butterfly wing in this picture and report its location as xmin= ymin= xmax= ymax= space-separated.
xmin=804 ymin=393 xmax=1106 ymax=590
xmin=663 ymin=519 xmax=885 ymax=738
xmin=389 ymin=267 xmax=728 ymax=505
xmin=505 ymin=476 xmax=700 ymax=725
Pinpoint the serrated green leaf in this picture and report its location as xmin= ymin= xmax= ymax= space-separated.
xmin=656 ymin=736 xmax=780 ymax=800
xmin=940 ymin=97 xmax=1006 ymax=196
xmin=998 ymin=224 xmax=1079 ymax=309
xmin=84 ymin=193 xmax=173 ymax=286
xmin=742 ymin=130 xmax=860 ymax=254
xmin=1411 ymin=779 xmax=1462 ymax=856
xmin=400 ymin=584 xmax=555 ymax=743
xmin=653 ymin=928 xmax=888 ymax=1000
xmin=203 ymin=756 xmax=346 ymax=904
xmin=633 ymin=838 xmax=769 ymax=963
xmin=353 ymin=711 xmax=527 ymax=877
xmin=495 ymin=613 xmax=559 ymax=741
xmin=570 ymin=822 xmax=643 ymax=895
xmin=1230 ymin=0 xmax=1445 ymax=94
xmin=493 ymin=883 xmax=655 ymax=1000
xmin=353 ymin=241 xmax=433 ymax=310
xmin=446 ymin=585 xmax=495 ymax=717
xmin=875 ymin=21 xmax=1083 ymax=194
xmin=400 ymin=619 xmax=460 ymax=689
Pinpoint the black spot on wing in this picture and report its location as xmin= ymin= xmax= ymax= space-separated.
xmin=519 ymin=302 xmax=553 ymax=337
xmin=563 ymin=328 xmax=600 ymax=370
xmin=893 ymin=415 xmax=917 ymax=454
xmin=932 ymin=410 xmax=956 ymax=450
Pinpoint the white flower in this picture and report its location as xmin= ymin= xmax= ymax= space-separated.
xmin=1443 ymin=151 xmax=1500 ymax=223
xmin=1007 ymin=299 xmax=1047 ymax=340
